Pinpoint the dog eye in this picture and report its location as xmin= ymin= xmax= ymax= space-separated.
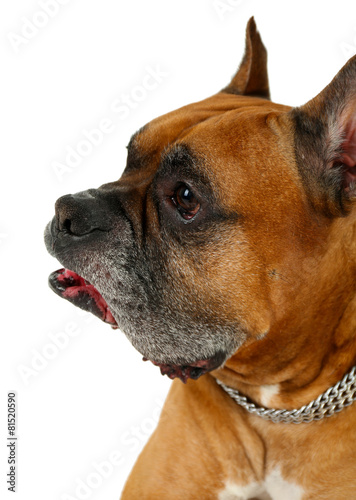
xmin=172 ymin=184 xmax=201 ymax=220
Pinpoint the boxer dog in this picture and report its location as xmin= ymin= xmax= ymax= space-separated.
xmin=45 ymin=18 xmax=356 ymax=499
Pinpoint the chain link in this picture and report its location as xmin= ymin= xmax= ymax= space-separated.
xmin=215 ymin=366 xmax=356 ymax=424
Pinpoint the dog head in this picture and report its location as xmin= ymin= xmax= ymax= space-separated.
xmin=45 ymin=18 xmax=356 ymax=383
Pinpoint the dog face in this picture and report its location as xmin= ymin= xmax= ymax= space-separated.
xmin=44 ymin=19 xmax=356 ymax=382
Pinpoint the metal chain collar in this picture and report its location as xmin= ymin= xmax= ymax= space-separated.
xmin=215 ymin=365 xmax=356 ymax=424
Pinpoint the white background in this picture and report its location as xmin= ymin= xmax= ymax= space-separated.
xmin=1 ymin=1 xmax=356 ymax=498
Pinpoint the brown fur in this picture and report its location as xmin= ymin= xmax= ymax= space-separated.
xmin=120 ymin=18 xmax=356 ymax=499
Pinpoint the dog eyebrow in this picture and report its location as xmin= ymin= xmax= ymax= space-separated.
xmin=158 ymin=144 xmax=211 ymax=186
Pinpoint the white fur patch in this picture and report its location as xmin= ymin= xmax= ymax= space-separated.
xmin=259 ymin=384 xmax=279 ymax=407
xmin=265 ymin=468 xmax=304 ymax=500
xmin=219 ymin=468 xmax=304 ymax=500
xmin=218 ymin=480 xmax=270 ymax=500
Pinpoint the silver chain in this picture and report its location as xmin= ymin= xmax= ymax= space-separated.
xmin=216 ymin=365 xmax=356 ymax=424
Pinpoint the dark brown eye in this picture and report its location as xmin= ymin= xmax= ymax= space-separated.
xmin=173 ymin=185 xmax=201 ymax=220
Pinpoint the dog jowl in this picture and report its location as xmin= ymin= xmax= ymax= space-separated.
xmin=45 ymin=17 xmax=356 ymax=391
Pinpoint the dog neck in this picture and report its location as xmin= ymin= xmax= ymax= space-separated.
xmin=214 ymin=216 xmax=356 ymax=411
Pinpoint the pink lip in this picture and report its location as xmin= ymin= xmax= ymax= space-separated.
xmin=48 ymin=268 xmax=118 ymax=327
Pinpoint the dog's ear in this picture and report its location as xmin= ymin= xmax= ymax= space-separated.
xmin=290 ymin=55 xmax=356 ymax=217
xmin=222 ymin=17 xmax=270 ymax=99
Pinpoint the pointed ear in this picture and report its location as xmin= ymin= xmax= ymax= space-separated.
xmin=290 ymin=55 xmax=356 ymax=216
xmin=222 ymin=17 xmax=270 ymax=99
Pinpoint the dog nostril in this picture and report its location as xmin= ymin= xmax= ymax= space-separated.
xmin=54 ymin=191 xmax=112 ymax=237
xmin=62 ymin=218 xmax=72 ymax=234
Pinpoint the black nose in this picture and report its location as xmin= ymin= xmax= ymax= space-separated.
xmin=54 ymin=190 xmax=111 ymax=236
